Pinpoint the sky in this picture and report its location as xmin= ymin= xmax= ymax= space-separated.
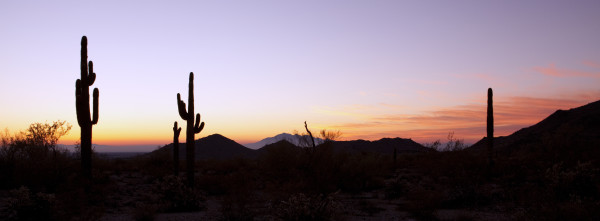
xmin=1 ymin=1 xmax=599 ymax=150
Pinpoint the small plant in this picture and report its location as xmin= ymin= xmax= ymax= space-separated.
xmin=75 ymin=36 xmax=100 ymax=179
xmin=176 ymin=72 xmax=205 ymax=187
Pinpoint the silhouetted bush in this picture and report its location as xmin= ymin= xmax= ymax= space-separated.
xmin=153 ymin=175 xmax=205 ymax=212
xmin=3 ymin=186 xmax=57 ymax=221
xmin=0 ymin=121 xmax=75 ymax=191
xmin=270 ymin=193 xmax=341 ymax=221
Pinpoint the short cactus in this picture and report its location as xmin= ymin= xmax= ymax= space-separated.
xmin=173 ymin=121 xmax=182 ymax=176
xmin=487 ymin=88 xmax=494 ymax=166
xmin=75 ymin=36 xmax=99 ymax=179
xmin=177 ymin=72 xmax=205 ymax=187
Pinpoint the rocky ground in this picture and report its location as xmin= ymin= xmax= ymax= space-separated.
xmin=90 ymin=169 xmax=514 ymax=221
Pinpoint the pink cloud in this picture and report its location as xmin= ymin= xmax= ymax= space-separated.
xmin=583 ymin=60 xmax=600 ymax=69
xmin=534 ymin=63 xmax=600 ymax=78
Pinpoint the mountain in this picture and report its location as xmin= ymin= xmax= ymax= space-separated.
xmin=155 ymin=134 xmax=258 ymax=160
xmin=244 ymin=133 xmax=324 ymax=149
xmin=150 ymin=133 xmax=427 ymax=161
xmin=255 ymin=139 xmax=302 ymax=155
xmin=332 ymin=137 xmax=428 ymax=154
xmin=469 ymin=100 xmax=600 ymax=152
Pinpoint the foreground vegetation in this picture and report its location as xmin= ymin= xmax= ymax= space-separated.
xmin=1 ymin=122 xmax=599 ymax=220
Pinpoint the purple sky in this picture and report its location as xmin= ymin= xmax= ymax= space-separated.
xmin=1 ymin=1 xmax=599 ymax=149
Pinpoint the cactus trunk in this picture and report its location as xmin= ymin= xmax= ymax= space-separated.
xmin=487 ymin=88 xmax=494 ymax=166
xmin=75 ymin=36 xmax=99 ymax=179
xmin=177 ymin=72 xmax=205 ymax=187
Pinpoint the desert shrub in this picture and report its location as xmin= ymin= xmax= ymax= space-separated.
xmin=337 ymin=153 xmax=387 ymax=193
xmin=271 ymin=193 xmax=341 ymax=221
xmin=196 ymin=158 xmax=257 ymax=196
xmin=545 ymin=161 xmax=599 ymax=201
xmin=154 ymin=175 xmax=205 ymax=212
xmin=385 ymin=175 xmax=408 ymax=199
xmin=219 ymin=195 xmax=255 ymax=221
xmin=134 ymin=148 xmax=173 ymax=178
xmin=0 ymin=121 xmax=76 ymax=191
xmin=259 ymin=143 xmax=303 ymax=184
xmin=3 ymin=186 xmax=57 ymax=221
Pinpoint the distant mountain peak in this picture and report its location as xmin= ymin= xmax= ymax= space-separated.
xmin=244 ymin=133 xmax=324 ymax=149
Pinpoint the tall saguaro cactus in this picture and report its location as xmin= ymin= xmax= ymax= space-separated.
xmin=177 ymin=72 xmax=205 ymax=187
xmin=173 ymin=121 xmax=182 ymax=176
xmin=75 ymin=36 xmax=99 ymax=178
xmin=487 ymin=88 xmax=494 ymax=166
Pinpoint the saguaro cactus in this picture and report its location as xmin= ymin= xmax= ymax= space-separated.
xmin=487 ymin=88 xmax=494 ymax=166
xmin=177 ymin=72 xmax=205 ymax=187
xmin=173 ymin=121 xmax=182 ymax=176
xmin=75 ymin=36 xmax=99 ymax=178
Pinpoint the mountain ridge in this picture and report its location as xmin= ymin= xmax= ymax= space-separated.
xmin=469 ymin=99 xmax=600 ymax=152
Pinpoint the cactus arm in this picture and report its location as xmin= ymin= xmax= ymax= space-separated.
xmin=194 ymin=121 xmax=204 ymax=134
xmin=177 ymin=93 xmax=188 ymax=120
xmin=91 ymin=88 xmax=99 ymax=125
xmin=193 ymin=113 xmax=205 ymax=134
xmin=87 ymin=61 xmax=96 ymax=86
xmin=194 ymin=113 xmax=200 ymax=129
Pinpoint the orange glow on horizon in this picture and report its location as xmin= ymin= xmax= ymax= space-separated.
xmin=51 ymin=93 xmax=600 ymax=146
xmin=322 ymin=93 xmax=600 ymax=144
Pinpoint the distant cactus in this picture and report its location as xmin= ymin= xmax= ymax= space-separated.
xmin=173 ymin=121 xmax=182 ymax=176
xmin=177 ymin=72 xmax=205 ymax=187
xmin=487 ymin=88 xmax=494 ymax=166
xmin=75 ymin=36 xmax=99 ymax=178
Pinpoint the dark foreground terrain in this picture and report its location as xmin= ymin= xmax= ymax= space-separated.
xmin=1 ymin=101 xmax=600 ymax=220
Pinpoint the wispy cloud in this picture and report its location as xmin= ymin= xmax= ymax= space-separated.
xmin=321 ymin=91 xmax=600 ymax=144
xmin=534 ymin=63 xmax=600 ymax=78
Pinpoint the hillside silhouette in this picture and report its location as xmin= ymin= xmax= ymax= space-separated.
xmin=332 ymin=137 xmax=427 ymax=154
xmin=155 ymin=134 xmax=257 ymax=160
xmin=151 ymin=133 xmax=428 ymax=160
xmin=470 ymin=99 xmax=600 ymax=153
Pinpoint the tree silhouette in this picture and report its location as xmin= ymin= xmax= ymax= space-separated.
xmin=75 ymin=36 xmax=99 ymax=179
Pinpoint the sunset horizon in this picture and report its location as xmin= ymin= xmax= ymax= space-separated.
xmin=2 ymin=1 xmax=600 ymax=219
xmin=2 ymin=1 xmax=599 ymax=150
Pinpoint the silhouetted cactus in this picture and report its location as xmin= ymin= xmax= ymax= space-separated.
xmin=173 ymin=121 xmax=182 ymax=176
xmin=75 ymin=36 xmax=99 ymax=179
xmin=177 ymin=72 xmax=205 ymax=187
xmin=487 ymin=88 xmax=494 ymax=166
